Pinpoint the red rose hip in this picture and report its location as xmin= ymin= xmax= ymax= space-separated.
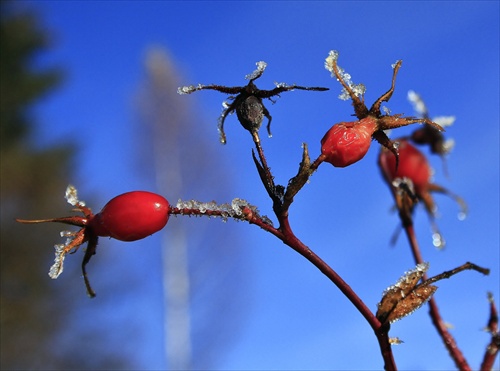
xmin=320 ymin=117 xmax=377 ymax=167
xmin=89 ymin=191 xmax=170 ymax=241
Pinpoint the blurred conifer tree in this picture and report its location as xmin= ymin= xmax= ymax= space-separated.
xmin=1 ymin=2 xmax=128 ymax=369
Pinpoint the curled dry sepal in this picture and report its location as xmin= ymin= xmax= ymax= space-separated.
xmin=16 ymin=185 xmax=170 ymax=297
xmin=177 ymin=61 xmax=328 ymax=144
xmin=376 ymin=262 xmax=490 ymax=326
xmin=318 ymin=50 xmax=444 ymax=169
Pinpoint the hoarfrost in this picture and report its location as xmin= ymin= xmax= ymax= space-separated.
xmin=274 ymin=82 xmax=289 ymax=89
xmin=407 ymin=90 xmax=427 ymax=116
xmin=391 ymin=60 xmax=402 ymax=69
xmin=325 ymin=51 xmax=365 ymax=100
xmin=49 ymin=244 xmax=66 ymax=279
xmin=245 ymin=61 xmax=267 ymax=80
xmin=177 ymin=84 xmax=203 ymax=95
xmin=324 ymin=50 xmax=339 ymax=73
xmin=433 ymin=115 xmax=456 ymax=128
xmin=65 ymin=184 xmax=82 ymax=206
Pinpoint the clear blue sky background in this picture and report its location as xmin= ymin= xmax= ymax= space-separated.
xmin=22 ymin=1 xmax=499 ymax=370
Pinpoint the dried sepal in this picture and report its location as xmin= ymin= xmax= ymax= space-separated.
xmin=376 ymin=262 xmax=433 ymax=324
xmin=17 ymin=185 xmax=97 ymax=297
xmin=385 ymin=285 xmax=437 ymax=324
xmin=283 ymin=143 xmax=313 ymax=210
xmin=377 ymin=262 xmax=490 ymax=325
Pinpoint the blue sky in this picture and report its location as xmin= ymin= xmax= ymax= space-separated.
xmin=22 ymin=1 xmax=499 ymax=370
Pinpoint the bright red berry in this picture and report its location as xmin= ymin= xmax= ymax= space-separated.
xmin=319 ymin=51 xmax=444 ymax=169
xmin=320 ymin=117 xmax=377 ymax=167
xmin=89 ymin=191 xmax=170 ymax=241
xmin=16 ymin=186 xmax=171 ymax=297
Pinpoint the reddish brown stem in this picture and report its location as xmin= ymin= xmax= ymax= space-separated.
xmin=277 ymin=216 xmax=396 ymax=370
xmin=403 ymin=224 xmax=471 ymax=371
xmin=249 ymin=132 xmax=397 ymax=369
xmin=480 ymin=293 xmax=499 ymax=370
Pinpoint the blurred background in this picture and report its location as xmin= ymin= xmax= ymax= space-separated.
xmin=1 ymin=1 xmax=498 ymax=370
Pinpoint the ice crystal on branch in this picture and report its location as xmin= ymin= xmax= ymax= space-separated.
xmin=376 ymin=262 xmax=489 ymax=325
xmin=65 ymin=184 xmax=85 ymax=207
xmin=177 ymin=84 xmax=203 ymax=95
xmin=245 ymin=61 xmax=267 ymax=80
xmin=174 ymin=198 xmax=273 ymax=226
xmin=325 ymin=50 xmax=366 ymax=100
xmin=49 ymin=243 xmax=67 ymax=279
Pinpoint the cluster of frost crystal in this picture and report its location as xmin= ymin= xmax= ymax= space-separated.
xmin=49 ymin=230 xmax=75 ymax=279
xmin=65 ymin=184 xmax=85 ymax=207
xmin=49 ymin=243 xmax=66 ymax=279
xmin=49 ymin=185 xmax=86 ymax=279
xmin=391 ymin=60 xmax=401 ymax=69
xmin=324 ymin=50 xmax=366 ymax=100
xmin=274 ymin=82 xmax=289 ymax=89
xmin=177 ymin=84 xmax=203 ymax=95
xmin=245 ymin=61 xmax=267 ymax=80
xmin=382 ymin=262 xmax=429 ymax=296
xmin=175 ymin=198 xmax=273 ymax=225
xmin=382 ymin=106 xmax=391 ymax=115
xmin=407 ymin=90 xmax=428 ymax=116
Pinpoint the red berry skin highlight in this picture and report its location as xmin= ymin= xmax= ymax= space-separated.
xmin=320 ymin=117 xmax=377 ymax=167
xmin=89 ymin=191 xmax=170 ymax=241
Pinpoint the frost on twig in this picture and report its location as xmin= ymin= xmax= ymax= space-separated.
xmin=325 ymin=50 xmax=366 ymax=100
xmin=174 ymin=198 xmax=273 ymax=226
xmin=49 ymin=242 xmax=67 ymax=279
xmin=377 ymin=262 xmax=490 ymax=325
xmin=65 ymin=184 xmax=85 ymax=207
xmin=245 ymin=61 xmax=267 ymax=81
xmin=177 ymin=84 xmax=204 ymax=95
